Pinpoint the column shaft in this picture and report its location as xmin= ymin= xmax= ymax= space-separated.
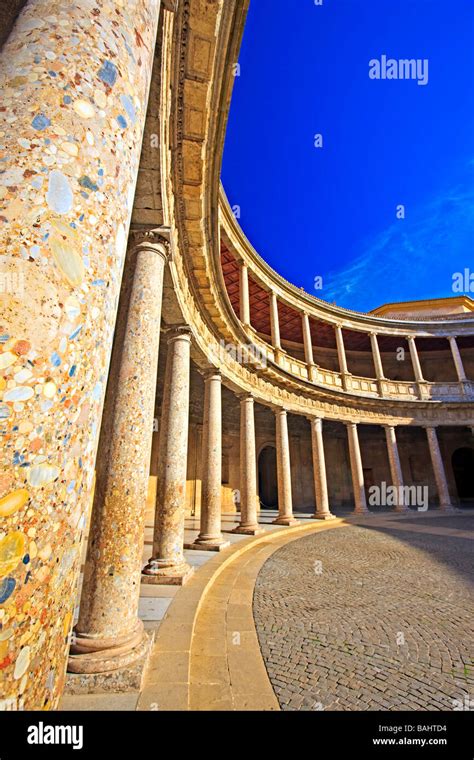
xmin=0 ymin=0 xmax=160 ymax=708
xmin=192 ymin=372 xmax=229 ymax=550
xmin=302 ymin=313 xmax=316 ymax=381
xmin=425 ymin=427 xmax=453 ymax=510
xmin=273 ymin=409 xmax=297 ymax=525
xmin=384 ymin=425 xmax=408 ymax=512
xmin=143 ymin=328 xmax=194 ymax=582
xmin=346 ymin=423 xmax=368 ymax=513
xmin=335 ymin=325 xmax=350 ymax=389
xmin=448 ymin=336 xmax=467 ymax=383
xmin=408 ymin=336 xmax=424 ymax=382
xmin=309 ymin=417 xmax=333 ymax=519
xmin=69 ymin=234 xmax=167 ymax=673
xmin=370 ymin=333 xmax=385 ymax=395
xmin=239 ymin=261 xmax=250 ymax=327
xmin=270 ymin=291 xmax=281 ymax=351
xmin=233 ymin=395 xmax=264 ymax=535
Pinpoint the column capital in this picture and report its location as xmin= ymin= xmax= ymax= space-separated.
xmin=165 ymin=324 xmax=192 ymax=344
xmin=238 ymin=391 xmax=255 ymax=403
xmin=307 ymin=414 xmax=324 ymax=423
xmin=406 ymin=334 xmax=416 ymax=342
xmin=200 ymin=367 xmax=222 ymax=382
xmin=128 ymin=226 xmax=170 ymax=261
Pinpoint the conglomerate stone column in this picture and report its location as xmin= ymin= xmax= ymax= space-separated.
xmin=308 ymin=417 xmax=334 ymax=519
xmin=233 ymin=394 xmax=264 ymax=535
xmin=143 ymin=327 xmax=194 ymax=584
xmin=346 ymin=422 xmax=369 ymax=514
xmin=68 ymin=231 xmax=168 ymax=674
xmin=0 ymin=0 xmax=160 ymax=708
xmin=384 ymin=425 xmax=408 ymax=512
xmin=273 ymin=408 xmax=298 ymax=525
xmin=425 ymin=426 xmax=454 ymax=511
xmin=189 ymin=370 xmax=229 ymax=551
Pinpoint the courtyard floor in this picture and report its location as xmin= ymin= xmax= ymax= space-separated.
xmin=59 ymin=510 xmax=474 ymax=711
xmin=253 ymin=513 xmax=474 ymax=711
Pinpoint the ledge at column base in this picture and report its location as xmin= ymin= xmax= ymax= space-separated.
xmin=271 ymin=517 xmax=300 ymax=526
xmin=312 ymin=512 xmax=336 ymax=520
xmin=184 ymin=540 xmax=230 ymax=552
xmin=65 ymin=632 xmax=154 ymax=694
xmin=141 ymin=565 xmax=194 ymax=586
xmin=232 ymin=525 xmax=266 ymax=536
xmin=440 ymin=504 xmax=457 ymax=512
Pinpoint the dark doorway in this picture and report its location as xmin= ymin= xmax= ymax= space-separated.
xmin=452 ymin=448 xmax=474 ymax=503
xmin=258 ymin=445 xmax=277 ymax=508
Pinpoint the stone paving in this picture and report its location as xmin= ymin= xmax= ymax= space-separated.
xmin=253 ymin=514 xmax=474 ymax=711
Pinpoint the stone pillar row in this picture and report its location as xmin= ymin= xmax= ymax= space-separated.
xmin=236 ymin=285 xmax=469 ymax=395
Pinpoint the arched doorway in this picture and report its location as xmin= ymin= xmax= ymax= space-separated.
xmin=258 ymin=445 xmax=277 ymax=508
xmin=452 ymin=447 xmax=474 ymax=504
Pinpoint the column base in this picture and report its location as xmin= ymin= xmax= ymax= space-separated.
xmin=232 ymin=524 xmax=265 ymax=536
xmin=353 ymin=507 xmax=370 ymax=515
xmin=141 ymin=560 xmax=194 ymax=586
xmin=312 ymin=511 xmax=336 ymax=520
xmin=440 ymin=504 xmax=456 ymax=512
xmin=271 ymin=516 xmax=299 ymax=526
xmin=184 ymin=539 xmax=230 ymax=552
xmin=67 ymin=628 xmax=152 ymax=683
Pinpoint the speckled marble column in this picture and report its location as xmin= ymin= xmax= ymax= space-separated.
xmin=346 ymin=422 xmax=369 ymax=514
xmin=233 ymin=394 xmax=264 ymax=535
xmin=67 ymin=231 xmax=168 ymax=677
xmin=188 ymin=370 xmax=229 ymax=551
xmin=0 ymin=0 xmax=160 ymax=709
xmin=384 ymin=425 xmax=408 ymax=512
xmin=273 ymin=408 xmax=298 ymax=525
xmin=142 ymin=327 xmax=194 ymax=583
xmin=425 ymin=426 xmax=454 ymax=511
xmin=309 ymin=417 xmax=334 ymax=519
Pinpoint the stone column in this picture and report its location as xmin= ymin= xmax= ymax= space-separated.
xmin=346 ymin=422 xmax=369 ymax=514
xmin=270 ymin=291 xmax=282 ymax=361
xmin=239 ymin=260 xmax=251 ymax=327
xmin=0 ymin=0 xmax=160 ymax=709
xmin=309 ymin=417 xmax=334 ymax=519
xmin=233 ymin=394 xmax=264 ymax=535
xmin=407 ymin=336 xmax=424 ymax=381
xmin=425 ymin=427 xmax=454 ymax=511
xmin=142 ymin=327 xmax=194 ymax=583
xmin=188 ymin=370 xmax=229 ymax=551
xmin=335 ymin=324 xmax=350 ymax=389
xmin=384 ymin=425 xmax=408 ymax=512
xmin=68 ymin=231 xmax=167 ymax=678
xmin=370 ymin=332 xmax=385 ymax=395
xmin=302 ymin=312 xmax=317 ymax=382
xmin=448 ymin=336 xmax=467 ymax=383
xmin=273 ymin=409 xmax=298 ymax=525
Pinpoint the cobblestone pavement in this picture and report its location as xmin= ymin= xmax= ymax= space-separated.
xmin=253 ymin=516 xmax=474 ymax=711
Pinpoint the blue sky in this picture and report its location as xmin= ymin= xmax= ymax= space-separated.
xmin=221 ymin=0 xmax=474 ymax=312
